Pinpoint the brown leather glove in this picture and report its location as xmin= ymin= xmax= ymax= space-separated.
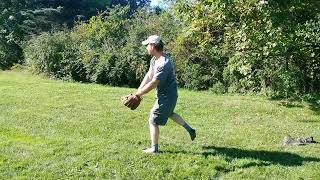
xmin=121 ymin=93 xmax=142 ymax=110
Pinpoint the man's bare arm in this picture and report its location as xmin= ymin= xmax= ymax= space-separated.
xmin=138 ymin=70 xmax=152 ymax=90
xmin=136 ymin=79 xmax=160 ymax=97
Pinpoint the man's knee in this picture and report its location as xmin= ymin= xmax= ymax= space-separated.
xmin=170 ymin=112 xmax=177 ymax=119
xmin=149 ymin=116 xmax=158 ymax=126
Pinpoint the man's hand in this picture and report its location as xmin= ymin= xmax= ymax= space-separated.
xmin=121 ymin=93 xmax=142 ymax=110
xmin=136 ymin=79 xmax=160 ymax=97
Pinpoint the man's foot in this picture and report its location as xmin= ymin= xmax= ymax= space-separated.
xmin=143 ymin=144 xmax=159 ymax=154
xmin=143 ymin=147 xmax=158 ymax=154
xmin=189 ymin=129 xmax=196 ymax=141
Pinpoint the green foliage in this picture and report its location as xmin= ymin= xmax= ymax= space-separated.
xmin=24 ymin=32 xmax=86 ymax=81
xmin=1 ymin=0 xmax=150 ymax=70
xmin=0 ymin=0 xmax=64 ymax=70
xmin=122 ymin=9 xmax=179 ymax=85
xmin=172 ymin=0 xmax=228 ymax=89
xmin=172 ymin=0 xmax=320 ymax=95
xmin=72 ymin=6 xmax=138 ymax=86
xmin=0 ymin=0 xmax=24 ymax=69
xmin=223 ymin=0 xmax=320 ymax=95
xmin=294 ymin=15 xmax=320 ymax=94
xmin=0 ymin=42 xmax=23 ymax=70
xmin=209 ymin=81 xmax=225 ymax=94
xmin=24 ymin=6 xmax=179 ymax=87
xmin=23 ymin=1 xmax=320 ymax=96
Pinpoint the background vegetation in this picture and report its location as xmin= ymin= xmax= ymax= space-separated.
xmin=1 ymin=0 xmax=320 ymax=97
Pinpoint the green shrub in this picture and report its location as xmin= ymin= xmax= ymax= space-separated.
xmin=209 ymin=82 xmax=225 ymax=94
xmin=71 ymin=7 xmax=133 ymax=85
xmin=10 ymin=63 xmax=26 ymax=71
xmin=0 ymin=42 xmax=22 ymax=70
xmin=22 ymin=2 xmax=320 ymax=96
xmin=24 ymin=32 xmax=86 ymax=81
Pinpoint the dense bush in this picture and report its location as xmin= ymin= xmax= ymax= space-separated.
xmin=23 ymin=1 xmax=320 ymax=96
xmin=1 ymin=0 xmax=151 ymax=70
xmin=0 ymin=42 xmax=23 ymax=70
xmin=24 ymin=6 xmax=178 ymax=87
xmin=0 ymin=1 xmax=24 ymax=70
xmin=24 ymin=32 xmax=86 ymax=81
xmin=173 ymin=0 xmax=320 ymax=95
xmin=121 ymin=9 xmax=179 ymax=86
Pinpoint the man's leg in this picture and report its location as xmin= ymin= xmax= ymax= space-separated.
xmin=143 ymin=121 xmax=159 ymax=153
xmin=170 ymin=112 xmax=196 ymax=141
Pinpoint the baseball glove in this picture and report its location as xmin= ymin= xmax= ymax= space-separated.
xmin=121 ymin=93 xmax=142 ymax=110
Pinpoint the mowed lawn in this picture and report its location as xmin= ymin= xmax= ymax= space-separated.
xmin=0 ymin=71 xmax=319 ymax=179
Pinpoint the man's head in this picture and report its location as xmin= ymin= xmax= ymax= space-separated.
xmin=142 ymin=35 xmax=164 ymax=55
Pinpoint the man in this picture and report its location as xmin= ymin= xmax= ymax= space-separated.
xmin=135 ymin=35 xmax=196 ymax=154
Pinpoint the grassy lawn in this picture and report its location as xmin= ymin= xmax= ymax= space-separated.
xmin=0 ymin=70 xmax=320 ymax=179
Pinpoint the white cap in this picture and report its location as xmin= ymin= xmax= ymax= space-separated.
xmin=142 ymin=35 xmax=161 ymax=45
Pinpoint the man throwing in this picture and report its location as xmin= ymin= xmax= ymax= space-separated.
xmin=135 ymin=35 xmax=196 ymax=154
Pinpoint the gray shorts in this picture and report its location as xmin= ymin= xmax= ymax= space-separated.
xmin=149 ymin=96 xmax=178 ymax=126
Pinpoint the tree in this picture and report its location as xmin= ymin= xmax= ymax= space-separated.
xmin=171 ymin=0 xmax=320 ymax=95
xmin=1 ymin=0 xmax=151 ymax=69
xmin=0 ymin=0 xmax=25 ymax=69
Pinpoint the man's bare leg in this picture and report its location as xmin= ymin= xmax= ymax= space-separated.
xmin=170 ymin=112 xmax=196 ymax=141
xmin=143 ymin=121 xmax=159 ymax=153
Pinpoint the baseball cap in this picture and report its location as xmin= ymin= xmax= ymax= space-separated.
xmin=142 ymin=35 xmax=161 ymax=45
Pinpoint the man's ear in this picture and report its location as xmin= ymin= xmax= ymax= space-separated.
xmin=151 ymin=44 xmax=157 ymax=51
xmin=150 ymin=44 xmax=154 ymax=51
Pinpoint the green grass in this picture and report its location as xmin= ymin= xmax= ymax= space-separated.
xmin=0 ymin=71 xmax=320 ymax=179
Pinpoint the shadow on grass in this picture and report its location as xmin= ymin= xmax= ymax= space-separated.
xmin=161 ymin=146 xmax=320 ymax=168
xmin=309 ymin=103 xmax=320 ymax=116
xmin=202 ymin=146 xmax=320 ymax=167
xmin=297 ymin=119 xmax=320 ymax=123
xmin=269 ymin=97 xmax=304 ymax=108
xmin=268 ymin=96 xmax=320 ymax=116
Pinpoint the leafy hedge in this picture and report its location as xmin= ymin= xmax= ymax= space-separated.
xmin=24 ymin=7 xmax=178 ymax=87
xmin=172 ymin=0 xmax=320 ymax=96
xmin=24 ymin=2 xmax=320 ymax=96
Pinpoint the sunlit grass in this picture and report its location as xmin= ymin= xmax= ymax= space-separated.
xmin=0 ymin=71 xmax=319 ymax=179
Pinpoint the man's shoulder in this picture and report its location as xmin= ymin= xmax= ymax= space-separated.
xmin=154 ymin=56 xmax=172 ymax=70
xmin=160 ymin=55 xmax=174 ymax=65
xmin=150 ymin=57 xmax=156 ymax=64
xmin=154 ymin=56 xmax=165 ymax=67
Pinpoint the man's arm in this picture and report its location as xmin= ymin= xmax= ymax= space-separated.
xmin=136 ymin=79 xmax=160 ymax=97
xmin=138 ymin=71 xmax=152 ymax=90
